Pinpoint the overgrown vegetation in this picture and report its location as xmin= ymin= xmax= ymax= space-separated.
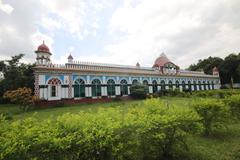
xmin=192 ymin=99 xmax=229 ymax=136
xmin=1 ymin=91 xmax=240 ymax=160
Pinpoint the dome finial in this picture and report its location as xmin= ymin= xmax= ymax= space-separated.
xmin=43 ymin=40 xmax=45 ymax=44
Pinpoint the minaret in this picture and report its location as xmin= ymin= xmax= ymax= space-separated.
xmin=67 ymin=54 xmax=74 ymax=63
xmin=35 ymin=41 xmax=52 ymax=66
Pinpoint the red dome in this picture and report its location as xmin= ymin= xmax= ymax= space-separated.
xmin=153 ymin=53 xmax=172 ymax=67
xmin=35 ymin=41 xmax=51 ymax=54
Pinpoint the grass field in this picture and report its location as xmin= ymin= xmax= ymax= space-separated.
xmin=0 ymin=97 xmax=240 ymax=160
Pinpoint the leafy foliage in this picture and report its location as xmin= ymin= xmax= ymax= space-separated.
xmin=130 ymin=83 xmax=148 ymax=99
xmin=0 ymin=54 xmax=35 ymax=103
xmin=192 ymin=99 xmax=230 ymax=136
xmin=3 ymin=87 xmax=38 ymax=111
xmin=224 ymin=95 xmax=240 ymax=119
xmin=188 ymin=53 xmax=240 ymax=85
xmin=0 ymin=98 xmax=201 ymax=160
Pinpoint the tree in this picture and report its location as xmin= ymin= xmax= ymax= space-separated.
xmin=188 ymin=53 xmax=240 ymax=84
xmin=188 ymin=56 xmax=223 ymax=75
xmin=3 ymin=87 xmax=37 ymax=111
xmin=0 ymin=54 xmax=35 ymax=102
xmin=130 ymin=83 xmax=148 ymax=99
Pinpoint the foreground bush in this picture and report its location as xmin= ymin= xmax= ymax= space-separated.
xmin=192 ymin=99 xmax=230 ymax=136
xmin=225 ymin=95 xmax=240 ymax=119
xmin=0 ymin=98 xmax=201 ymax=160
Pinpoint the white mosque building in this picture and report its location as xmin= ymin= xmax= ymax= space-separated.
xmin=33 ymin=42 xmax=220 ymax=101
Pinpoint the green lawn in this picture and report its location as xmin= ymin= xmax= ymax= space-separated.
xmin=0 ymin=97 xmax=240 ymax=160
xmin=0 ymin=97 xmax=193 ymax=120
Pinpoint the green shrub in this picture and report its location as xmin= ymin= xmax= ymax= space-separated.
xmin=0 ymin=98 xmax=201 ymax=160
xmin=158 ymin=89 xmax=187 ymax=97
xmin=130 ymin=84 xmax=148 ymax=99
xmin=192 ymin=99 xmax=230 ymax=136
xmin=225 ymin=95 xmax=240 ymax=119
xmin=192 ymin=89 xmax=240 ymax=99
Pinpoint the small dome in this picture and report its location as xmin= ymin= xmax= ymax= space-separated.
xmin=36 ymin=41 xmax=51 ymax=54
xmin=68 ymin=54 xmax=73 ymax=59
xmin=153 ymin=53 xmax=171 ymax=67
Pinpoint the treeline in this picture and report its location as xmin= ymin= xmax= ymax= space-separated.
xmin=188 ymin=53 xmax=240 ymax=84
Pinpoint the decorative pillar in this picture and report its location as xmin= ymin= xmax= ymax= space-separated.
xmin=68 ymin=74 xmax=72 ymax=98
xmin=116 ymin=86 xmax=120 ymax=95
xmin=34 ymin=73 xmax=40 ymax=97
xmin=149 ymin=86 xmax=153 ymax=93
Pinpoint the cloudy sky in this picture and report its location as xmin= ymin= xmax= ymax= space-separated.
xmin=0 ymin=0 xmax=240 ymax=68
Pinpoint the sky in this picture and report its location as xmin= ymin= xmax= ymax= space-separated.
xmin=0 ymin=0 xmax=240 ymax=69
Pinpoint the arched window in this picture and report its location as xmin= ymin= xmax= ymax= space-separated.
xmin=182 ymin=81 xmax=186 ymax=91
xmin=143 ymin=80 xmax=149 ymax=92
xmin=152 ymin=80 xmax=158 ymax=93
xmin=198 ymin=81 xmax=202 ymax=90
xmin=120 ymin=79 xmax=128 ymax=95
xmin=168 ymin=80 xmax=173 ymax=89
xmin=193 ymin=81 xmax=197 ymax=91
xmin=203 ymin=81 xmax=206 ymax=90
xmin=74 ymin=79 xmax=85 ymax=98
xmin=92 ymin=79 xmax=101 ymax=97
xmin=107 ymin=79 xmax=115 ymax=96
xmin=188 ymin=81 xmax=191 ymax=91
xmin=48 ymin=78 xmax=61 ymax=97
xmin=132 ymin=79 xmax=138 ymax=85
xmin=175 ymin=80 xmax=180 ymax=89
xmin=161 ymin=80 xmax=165 ymax=90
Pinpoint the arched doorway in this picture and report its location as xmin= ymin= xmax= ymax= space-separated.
xmin=74 ymin=78 xmax=85 ymax=98
xmin=152 ymin=80 xmax=158 ymax=93
xmin=143 ymin=80 xmax=149 ymax=92
xmin=168 ymin=80 xmax=173 ymax=89
xmin=120 ymin=79 xmax=128 ymax=95
xmin=161 ymin=80 xmax=165 ymax=90
xmin=48 ymin=78 xmax=61 ymax=98
xmin=92 ymin=79 xmax=101 ymax=97
xmin=176 ymin=80 xmax=180 ymax=89
xmin=107 ymin=79 xmax=116 ymax=96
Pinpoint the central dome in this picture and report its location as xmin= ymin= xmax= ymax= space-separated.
xmin=153 ymin=53 xmax=171 ymax=67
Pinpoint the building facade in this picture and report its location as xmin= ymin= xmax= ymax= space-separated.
xmin=34 ymin=42 xmax=220 ymax=101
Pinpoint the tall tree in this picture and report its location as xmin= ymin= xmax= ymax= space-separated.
xmin=188 ymin=53 xmax=240 ymax=85
xmin=0 ymin=54 xmax=35 ymax=99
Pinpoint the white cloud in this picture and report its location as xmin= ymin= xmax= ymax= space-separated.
xmin=0 ymin=0 xmax=14 ymax=14
xmin=104 ymin=0 xmax=240 ymax=68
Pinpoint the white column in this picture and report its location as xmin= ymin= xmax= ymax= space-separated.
xmin=101 ymin=86 xmax=106 ymax=96
xmin=173 ymin=86 xmax=176 ymax=90
xmin=196 ymin=85 xmax=199 ymax=91
xmin=88 ymin=87 xmax=92 ymax=97
xmin=191 ymin=85 xmax=194 ymax=91
xmin=85 ymin=87 xmax=89 ymax=97
xmin=128 ymin=86 xmax=130 ymax=95
xmin=149 ymin=86 xmax=153 ymax=93
xmin=116 ymin=86 xmax=120 ymax=95
xmin=157 ymin=86 xmax=161 ymax=91
xmin=179 ymin=86 xmax=183 ymax=92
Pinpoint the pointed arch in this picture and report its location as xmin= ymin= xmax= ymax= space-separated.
xmin=107 ymin=79 xmax=116 ymax=96
xmin=74 ymin=78 xmax=85 ymax=98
